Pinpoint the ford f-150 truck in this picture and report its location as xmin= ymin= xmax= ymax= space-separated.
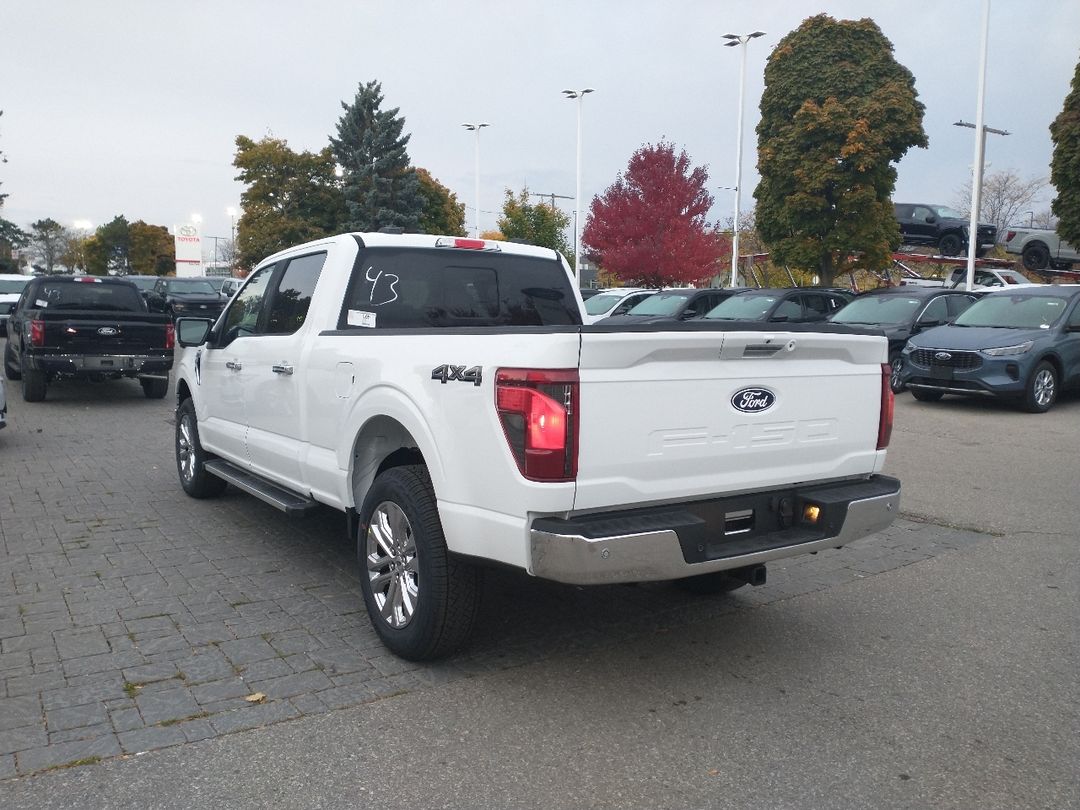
xmin=1003 ymin=227 xmax=1078 ymax=272
xmin=172 ymin=233 xmax=900 ymax=660
xmin=5 ymin=275 xmax=175 ymax=402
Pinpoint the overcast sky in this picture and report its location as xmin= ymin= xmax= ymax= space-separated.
xmin=2 ymin=0 xmax=1077 ymax=253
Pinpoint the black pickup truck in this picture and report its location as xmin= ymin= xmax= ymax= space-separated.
xmin=3 ymin=276 xmax=174 ymax=402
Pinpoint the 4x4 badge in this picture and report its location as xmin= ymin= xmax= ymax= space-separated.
xmin=431 ymin=365 xmax=482 ymax=387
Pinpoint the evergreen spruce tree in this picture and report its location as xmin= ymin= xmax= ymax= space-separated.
xmin=330 ymin=80 xmax=423 ymax=232
xmin=1050 ymin=56 xmax=1080 ymax=246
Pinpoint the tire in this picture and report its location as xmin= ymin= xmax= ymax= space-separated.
xmin=889 ymin=352 xmax=906 ymax=394
xmin=175 ymin=398 xmax=227 ymax=498
xmin=141 ymin=377 xmax=169 ymax=399
xmin=674 ymin=571 xmax=748 ymax=595
xmin=21 ymin=368 xmax=46 ymax=402
xmin=938 ymin=233 xmax=963 ymax=257
xmin=1021 ymin=361 xmax=1057 ymax=414
xmin=357 ymin=465 xmax=482 ymax=661
xmin=3 ymin=342 xmax=20 ymax=381
xmin=1022 ymin=243 xmax=1050 ymax=271
xmin=910 ymin=387 xmax=944 ymax=403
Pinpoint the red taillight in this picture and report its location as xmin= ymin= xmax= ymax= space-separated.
xmin=165 ymin=322 xmax=175 ymax=350
xmin=30 ymin=319 xmax=45 ymax=347
xmin=495 ymin=368 xmax=579 ymax=482
xmin=1005 ymin=230 xmax=1016 ymax=242
xmin=877 ymin=363 xmax=894 ymax=450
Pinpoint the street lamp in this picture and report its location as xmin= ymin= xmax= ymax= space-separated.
xmin=723 ymin=31 xmax=765 ymax=288
xmin=563 ymin=88 xmax=594 ymax=284
xmin=462 ymin=123 xmax=490 ymax=238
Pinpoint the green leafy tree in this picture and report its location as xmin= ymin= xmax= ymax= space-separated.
xmin=330 ymin=80 xmax=423 ymax=232
xmin=754 ymin=15 xmax=928 ymax=286
xmin=497 ymin=187 xmax=573 ymax=260
xmin=59 ymin=231 xmax=90 ymax=274
xmin=1050 ymin=56 xmax=1080 ymax=246
xmin=27 ymin=218 xmax=66 ymax=273
xmin=232 ymin=135 xmax=346 ymax=270
xmin=129 ymin=221 xmax=175 ymax=276
xmin=582 ymin=142 xmax=725 ymax=286
xmin=416 ymin=168 xmax=466 ymax=236
xmin=85 ymin=216 xmax=133 ymax=275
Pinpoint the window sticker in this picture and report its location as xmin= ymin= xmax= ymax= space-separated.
xmin=35 ymin=299 xmax=49 ymax=308
xmin=347 ymin=309 xmax=377 ymax=328
xmin=363 ymin=266 xmax=399 ymax=306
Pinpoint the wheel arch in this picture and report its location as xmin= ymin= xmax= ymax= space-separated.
xmin=349 ymin=414 xmax=430 ymax=512
xmin=176 ymin=377 xmax=193 ymax=407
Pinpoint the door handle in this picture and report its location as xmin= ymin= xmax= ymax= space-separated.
xmin=225 ymin=360 xmax=242 ymax=371
xmin=272 ymin=364 xmax=294 ymax=375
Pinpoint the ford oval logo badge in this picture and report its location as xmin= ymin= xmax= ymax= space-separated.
xmin=731 ymin=387 xmax=776 ymax=413
xmin=97 ymin=326 xmax=119 ymax=336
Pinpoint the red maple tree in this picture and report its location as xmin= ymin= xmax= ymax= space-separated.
xmin=582 ymin=142 xmax=728 ymax=287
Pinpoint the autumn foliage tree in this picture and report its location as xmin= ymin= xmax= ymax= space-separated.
xmin=582 ymin=142 xmax=725 ymax=287
xmin=754 ymin=15 xmax=928 ymax=286
xmin=497 ymin=188 xmax=572 ymax=259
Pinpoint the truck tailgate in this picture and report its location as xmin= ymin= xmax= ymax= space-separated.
xmin=574 ymin=328 xmax=888 ymax=512
xmin=39 ymin=311 xmax=170 ymax=353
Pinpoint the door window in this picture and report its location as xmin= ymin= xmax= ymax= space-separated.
xmin=911 ymin=205 xmax=935 ymax=223
xmin=801 ymin=294 xmax=829 ymax=318
xmin=773 ymin=298 xmax=802 ymax=320
xmin=945 ymin=295 xmax=977 ymax=318
xmin=918 ymin=297 xmax=949 ymax=324
xmin=265 ymin=253 xmax=326 ymax=335
xmin=218 ymin=265 xmax=276 ymax=347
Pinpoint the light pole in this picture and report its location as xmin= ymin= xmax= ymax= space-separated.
xmin=723 ymin=31 xmax=765 ymax=288
xmin=563 ymin=88 xmax=594 ymax=284
xmin=226 ymin=207 xmax=238 ymax=273
xmin=462 ymin=123 xmax=490 ymax=238
xmin=954 ymin=118 xmax=1009 ymax=290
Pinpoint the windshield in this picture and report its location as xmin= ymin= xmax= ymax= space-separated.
xmin=953 ymin=294 xmax=1070 ymax=329
xmin=931 ymin=205 xmax=966 ymax=219
xmin=584 ymin=292 xmax=625 ymax=315
xmin=166 ymin=280 xmax=217 ymax=295
xmin=704 ymin=294 xmax=778 ymax=320
xmin=830 ymin=295 xmax=924 ymax=325
xmin=124 ymin=276 xmax=159 ymax=291
xmin=626 ymin=292 xmax=691 ymax=316
xmin=0 ymin=278 xmax=30 ymax=294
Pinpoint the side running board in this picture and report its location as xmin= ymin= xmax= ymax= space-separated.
xmin=203 ymin=460 xmax=319 ymax=516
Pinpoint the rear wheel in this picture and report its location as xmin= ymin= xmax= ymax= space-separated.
xmin=21 ymin=368 xmax=46 ymax=402
xmin=3 ymin=343 xmax=20 ymax=381
xmin=1021 ymin=361 xmax=1057 ymax=413
xmin=175 ymin=398 xmax=227 ymax=498
xmin=910 ymin=387 xmax=944 ymax=403
xmin=938 ymin=233 xmax=963 ymax=257
xmin=358 ymin=465 xmax=482 ymax=661
xmin=141 ymin=377 xmax=169 ymax=399
xmin=1022 ymin=244 xmax=1050 ymax=271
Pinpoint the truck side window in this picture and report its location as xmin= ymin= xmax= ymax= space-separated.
xmin=219 ymin=265 xmax=276 ymax=347
xmin=265 ymin=253 xmax=326 ymax=335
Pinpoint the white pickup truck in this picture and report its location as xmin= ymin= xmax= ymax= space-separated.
xmin=172 ymin=232 xmax=900 ymax=660
xmin=1003 ymin=227 xmax=1079 ymax=272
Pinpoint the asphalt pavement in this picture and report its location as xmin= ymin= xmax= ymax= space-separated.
xmin=0 ymin=368 xmax=1077 ymax=808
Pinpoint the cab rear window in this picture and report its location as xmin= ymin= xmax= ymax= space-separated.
xmin=32 ymin=280 xmax=144 ymax=312
xmin=338 ymin=247 xmax=579 ymax=329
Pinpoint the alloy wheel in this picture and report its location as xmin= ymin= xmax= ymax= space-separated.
xmin=365 ymin=501 xmax=419 ymax=629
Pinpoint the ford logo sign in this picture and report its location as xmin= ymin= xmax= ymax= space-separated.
xmin=934 ymin=351 xmax=952 ymax=360
xmin=731 ymin=387 xmax=776 ymax=413
xmin=97 ymin=327 xmax=119 ymax=336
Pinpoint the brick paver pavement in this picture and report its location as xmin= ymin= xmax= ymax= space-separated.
xmin=0 ymin=364 xmax=989 ymax=778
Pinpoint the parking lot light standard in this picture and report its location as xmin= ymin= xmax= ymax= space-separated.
xmin=563 ymin=88 xmax=594 ymax=284
xmin=723 ymin=31 xmax=765 ymax=288
xmin=462 ymin=123 xmax=490 ymax=239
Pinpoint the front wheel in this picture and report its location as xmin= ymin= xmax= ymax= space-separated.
xmin=938 ymin=233 xmax=963 ymax=257
xmin=1021 ymin=361 xmax=1057 ymax=413
xmin=889 ymin=353 xmax=905 ymax=394
xmin=175 ymin=398 xmax=227 ymax=498
xmin=910 ymin=387 xmax=944 ymax=403
xmin=358 ymin=465 xmax=482 ymax=661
